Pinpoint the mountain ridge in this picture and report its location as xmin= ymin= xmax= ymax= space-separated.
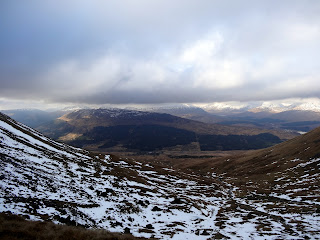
xmin=198 ymin=100 xmax=320 ymax=113
xmin=36 ymin=108 xmax=296 ymax=152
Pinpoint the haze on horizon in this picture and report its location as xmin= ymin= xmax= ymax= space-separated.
xmin=1 ymin=0 xmax=320 ymax=110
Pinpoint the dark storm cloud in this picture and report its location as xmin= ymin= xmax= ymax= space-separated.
xmin=1 ymin=0 xmax=320 ymax=106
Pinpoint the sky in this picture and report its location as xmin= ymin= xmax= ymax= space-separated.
xmin=1 ymin=0 xmax=320 ymax=109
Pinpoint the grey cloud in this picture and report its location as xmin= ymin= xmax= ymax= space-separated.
xmin=1 ymin=0 xmax=320 ymax=106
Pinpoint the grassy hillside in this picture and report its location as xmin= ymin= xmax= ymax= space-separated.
xmin=0 ymin=212 xmax=147 ymax=240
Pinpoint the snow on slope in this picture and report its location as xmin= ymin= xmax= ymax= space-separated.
xmin=1 ymin=112 xmax=319 ymax=239
xmin=230 ymin=157 xmax=320 ymax=239
xmin=0 ymin=112 xmax=227 ymax=239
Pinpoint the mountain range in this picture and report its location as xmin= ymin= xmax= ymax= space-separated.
xmin=4 ymin=102 xmax=320 ymax=134
xmin=35 ymin=108 xmax=297 ymax=153
xmin=196 ymin=100 xmax=320 ymax=113
xmin=4 ymin=105 xmax=320 ymax=154
xmin=145 ymin=105 xmax=320 ymax=133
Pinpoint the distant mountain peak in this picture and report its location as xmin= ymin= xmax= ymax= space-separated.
xmin=199 ymin=100 xmax=320 ymax=114
xmin=293 ymin=102 xmax=320 ymax=112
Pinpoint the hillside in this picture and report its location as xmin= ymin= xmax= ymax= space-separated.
xmin=0 ymin=212 xmax=146 ymax=240
xmin=178 ymin=125 xmax=320 ymax=192
xmin=145 ymin=106 xmax=224 ymax=124
xmin=187 ymin=125 xmax=320 ymax=176
xmin=53 ymin=108 xmax=293 ymax=137
xmin=1 ymin=112 xmax=319 ymax=239
xmin=0 ymin=112 xmax=237 ymax=239
xmin=37 ymin=108 xmax=296 ymax=152
xmin=171 ymin=127 xmax=320 ymax=238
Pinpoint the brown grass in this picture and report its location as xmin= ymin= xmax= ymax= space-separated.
xmin=170 ymin=126 xmax=320 ymax=177
xmin=0 ymin=212 xmax=148 ymax=240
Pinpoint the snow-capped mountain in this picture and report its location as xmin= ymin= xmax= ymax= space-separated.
xmin=249 ymin=102 xmax=292 ymax=113
xmin=249 ymin=101 xmax=320 ymax=113
xmin=194 ymin=102 xmax=253 ymax=113
xmin=194 ymin=100 xmax=320 ymax=114
xmin=1 ymin=112 xmax=319 ymax=239
xmin=293 ymin=102 xmax=320 ymax=112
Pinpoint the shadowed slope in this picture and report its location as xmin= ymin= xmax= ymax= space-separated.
xmin=37 ymin=108 xmax=297 ymax=152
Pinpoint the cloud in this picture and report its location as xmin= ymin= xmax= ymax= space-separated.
xmin=1 ymin=0 xmax=320 ymax=106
